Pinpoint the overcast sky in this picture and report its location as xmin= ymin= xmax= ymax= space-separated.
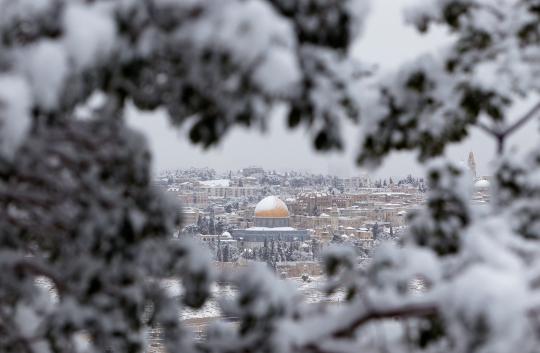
xmin=127 ymin=0 xmax=538 ymax=179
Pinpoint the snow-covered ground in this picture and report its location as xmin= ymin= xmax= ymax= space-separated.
xmin=38 ymin=274 xmax=344 ymax=350
xmin=162 ymin=275 xmax=343 ymax=321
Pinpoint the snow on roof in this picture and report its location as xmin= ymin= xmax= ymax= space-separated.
xmin=200 ymin=179 xmax=230 ymax=187
xmin=299 ymin=191 xmax=329 ymax=197
xmin=246 ymin=227 xmax=297 ymax=231
xmin=371 ymin=192 xmax=410 ymax=196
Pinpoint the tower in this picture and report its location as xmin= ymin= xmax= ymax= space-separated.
xmin=467 ymin=151 xmax=477 ymax=179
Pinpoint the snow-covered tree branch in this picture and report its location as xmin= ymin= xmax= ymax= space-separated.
xmin=3 ymin=0 xmax=540 ymax=353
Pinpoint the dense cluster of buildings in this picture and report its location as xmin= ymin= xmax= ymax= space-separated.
xmin=157 ymin=167 xmax=427 ymax=260
xmin=157 ymin=153 xmax=490 ymax=264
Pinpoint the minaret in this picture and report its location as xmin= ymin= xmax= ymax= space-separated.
xmin=467 ymin=151 xmax=477 ymax=179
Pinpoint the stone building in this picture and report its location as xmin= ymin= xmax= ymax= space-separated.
xmin=232 ymin=196 xmax=310 ymax=248
xmin=296 ymin=191 xmax=332 ymax=215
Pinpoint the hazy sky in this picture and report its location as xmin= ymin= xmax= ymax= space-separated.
xmin=127 ymin=0 xmax=538 ymax=178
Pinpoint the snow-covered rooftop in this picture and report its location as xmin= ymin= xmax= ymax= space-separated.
xmin=199 ymin=179 xmax=230 ymax=187
xmin=246 ymin=227 xmax=297 ymax=231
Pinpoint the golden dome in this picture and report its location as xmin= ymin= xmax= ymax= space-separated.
xmin=254 ymin=196 xmax=289 ymax=218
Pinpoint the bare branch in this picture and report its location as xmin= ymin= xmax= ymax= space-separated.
xmin=476 ymin=100 xmax=540 ymax=155
xmin=297 ymin=302 xmax=438 ymax=353
xmin=501 ymin=100 xmax=540 ymax=138
xmin=476 ymin=121 xmax=501 ymax=137
xmin=332 ymin=303 xmax=438 ymax=338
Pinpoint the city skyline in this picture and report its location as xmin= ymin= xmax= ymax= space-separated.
xmin=127 ymin=0 xmax=538 ymax=179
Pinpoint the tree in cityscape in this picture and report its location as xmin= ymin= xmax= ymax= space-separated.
xmin=197 ymin=214 xmax=204 ymax=231
xmin=311 ymin=238 xmax=321 ymax=261
xmin=261 ymin=238 xmax=269 ymax=263
xmin=215 ymin=218 xmax=226 ymax=235
xmin=182 ymin=223 xmax=200 ymax=236
xmin=199 ymin=216 xmax=210 ymax=235
xmin=208 ymin=215 xmax=216 ymax=235
xmin=371 ymin=222 xmax=380 ymax=240
xmin=284 ymin=242 xmax=295 ymax=262
xmin=216 ymin=235 xmax=222 ymax=262
xmin=277 ymin=241 xmax=286 ymax=262
xmin=222 ymin=244 xmax=229 ymax=263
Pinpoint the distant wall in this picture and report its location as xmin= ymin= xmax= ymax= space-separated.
xmin=276 ymin=261 xmax=322 ymax=277
xmin=214 ymin=260 xmax=322 ymax=278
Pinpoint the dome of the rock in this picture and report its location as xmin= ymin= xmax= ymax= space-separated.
xmin=254 ymin=196 xmax=289 ymax=218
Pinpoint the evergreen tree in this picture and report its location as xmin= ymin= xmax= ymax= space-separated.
xmin=197 ymin=214 xmax=203 ymax=233
xmin=311 ymin=239 xmax=320 ymax=261
xmin=209 ymin=208 xmax=216 ymax=235
xmin=182 ymin=224 xmax=199 ymax=236
xmin=216 ymin=218 xmax=225 ymax=235
xmin=277 ymin=241 xmax=285 ymax=262
xmin=285 ymin=243 xmax=294 ymax=262
xmin=200 ymin=216 xmax=210 ymax=235
xmin=223 ymin=245 xmax=229 ymax=263
xmin=262 ymin=238 xmax=269 ymax=262
xmin=217 ymin=234 xmax=222 ymax=262
xmin=270 ymin=239 xmax=275 ymax=260
xmin=372 ymin=222 xmax=380 ymax=240
xmin=209 ymin=217 xmax=216 ymax=235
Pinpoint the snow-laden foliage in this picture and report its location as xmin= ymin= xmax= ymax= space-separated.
xmin=198 ymin=2 xmax=540 ymax=352
xmin=3 ymin=1 xmax=540 ymax=353
xmin=0 ymin=119 xmax=214 ymax=352
xmin=0 ymin=0 xmax=369 ymax=156
xmin=0 ymin=1 xmax=370 ymax=352
xmin=359 ymin=0 xmax=540 ymax=165
xmin=406 ymin=160 xmax=472 ymax=255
